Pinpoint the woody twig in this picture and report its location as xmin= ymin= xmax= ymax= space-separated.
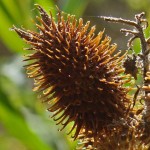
xmin=101 ymin=12 xmax=150 ymax=144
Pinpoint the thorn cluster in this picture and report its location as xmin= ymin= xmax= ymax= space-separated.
xmin=13 ymin=5 xmax=134 ymax=149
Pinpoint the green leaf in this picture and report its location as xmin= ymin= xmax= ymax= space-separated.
xmin=0 ymin=11 xmax=24 ymax=53
xmin=0 ymin=0 xmax=22 ymax=24
xmin=0 ymin=0 xmax=56 ymax=54
xmin=34 ymin=0 xmax=56 ymax=14
xmin=0 ymin=86 xmax=53 ymax=150
xmin=62 ymin=0 xmax=90 ymax=18
xmin=0 ymin=0 xmax=28 ymax=53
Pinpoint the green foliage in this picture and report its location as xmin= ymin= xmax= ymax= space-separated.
xmin=0 ymin=0 xmax=56 ymax=54
xmin=61 ymin=0 xmax=90 ymax=17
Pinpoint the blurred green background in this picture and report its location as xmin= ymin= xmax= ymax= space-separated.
xmin=0 ymin=0 xmax=150 ymax=150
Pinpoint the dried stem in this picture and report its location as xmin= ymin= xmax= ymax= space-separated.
xmin=101 ymin=12 xmax=147 ymax=51
xmin=101 ymin=12 xmax=150 ymax=145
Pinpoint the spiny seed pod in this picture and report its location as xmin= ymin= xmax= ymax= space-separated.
xmin=13 ymin=5 xmax=132 ymax=141
xmin=78 ymin=115 xmax=144 ymax=150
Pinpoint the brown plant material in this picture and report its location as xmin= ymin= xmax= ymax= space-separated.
xmin=141 ymin=71 xmax=150 ymax=146
xmin=123 ymin=54 xmax=138 ymax=80
xmin=77 ymin=108 xmax=147 ymax=150
xmin=78 ymin=134 xmax=148 ymax=150
xmin=13 ymin=5 xmax=133 ymax=144
xmin=101 ymin=12 xmax=150 ymax=149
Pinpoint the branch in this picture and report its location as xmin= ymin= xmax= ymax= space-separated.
xmin=101 ymin=12 xmax=150 ymax=145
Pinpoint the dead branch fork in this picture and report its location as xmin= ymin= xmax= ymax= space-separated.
xmin=101 ymin=12 xmax=150 ymax=142
xmin=101 ymin=12 xmax=149 ymax=96
xmin=101 ymin=12 xmax=148 ymax=50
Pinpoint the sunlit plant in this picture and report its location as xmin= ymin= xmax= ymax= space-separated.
xmin=13 ymin=5 xmax=150 ymax=150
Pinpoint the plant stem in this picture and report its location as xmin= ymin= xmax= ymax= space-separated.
xmin=101 ymin=12 xmax=150 ymax=143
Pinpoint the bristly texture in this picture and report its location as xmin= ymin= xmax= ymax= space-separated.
xmin=78 ymin=115 xmax=145 ymax=150
xmin=13 ymin=5 xmax=132 ymax=142
xmin=141 ymin=71 xmax=150 ymax=146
